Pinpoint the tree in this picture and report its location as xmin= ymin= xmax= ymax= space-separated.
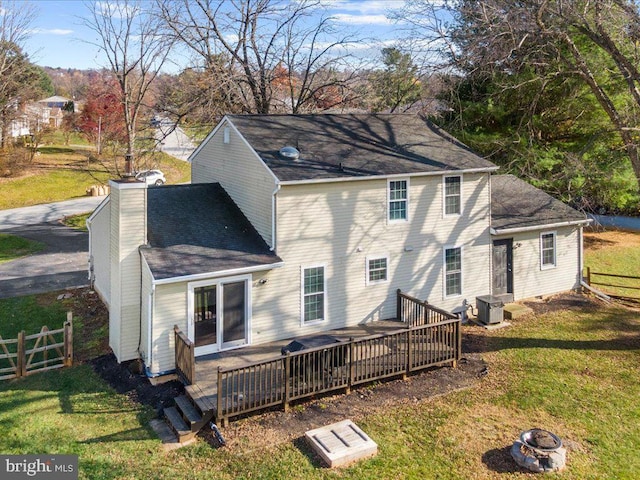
xmin=157 ymin=0 xmax=361 ymax=114
xmin=370 ymin=47 xmax=423 ymax=113
xmin=0 ymin=0 xmax=39 ymax=148
xmin=407 ymin=0 xmax=640 ymax=189
xmin=83 ymin=0 xmax=174 ymax=174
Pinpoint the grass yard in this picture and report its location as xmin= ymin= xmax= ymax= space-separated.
xmin=584 ymin=229 xmax=640 ymax=299
xmin=0 ymin=231 xmax=638 ymax=478
xmin=0 ymin=139 xmax=191 ymax=210
xmin=0 ymin=233 xmax=45 ymax=264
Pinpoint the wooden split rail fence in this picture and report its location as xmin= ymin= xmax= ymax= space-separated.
xmin=0 ymin=312 xmax=73 ymax=381
xmin=584 ymin=267 xmax=640 ymax=301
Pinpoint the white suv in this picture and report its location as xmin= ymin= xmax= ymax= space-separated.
xmin=135 ymin=169 xmax=166 ymax=186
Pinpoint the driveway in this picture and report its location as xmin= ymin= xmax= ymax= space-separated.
xmin=0 ymin=196 xmax=106 ymax=299
xmin=156 ymin=122 xmax=196 ymax=161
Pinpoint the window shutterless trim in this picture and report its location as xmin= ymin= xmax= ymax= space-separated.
xmin=443 ymin=175 xmax=462 ymax=217
xmin=388 ymin=178 xmax=409 ymax=223
xmin=443 ymin=245 xmax=463 ymax=298
xmin=540 ymin=231 xmax=557 ymax=270
xmin=366 ymin=255 xmax=389 ymax=286
xmin=301 ymin=264 xmax=326 ymax=325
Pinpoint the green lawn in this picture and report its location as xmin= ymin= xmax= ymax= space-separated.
xmin=584 ymin=230 xmax=640 ymax=299
xmin=0 ymin=139 xmax=191 ymax=210
xmin=63 ymin=213 xmax=90 ymax=232
xmin=0 ymin=294 xmax=638 ymax=479
xmin=0 ymin=232 xmax=637 ymax=478
xmin=0 ymin=233 xmax=45 ymax=264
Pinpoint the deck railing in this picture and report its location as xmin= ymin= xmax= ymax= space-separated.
xmin=397 ymin=289 xmax=457 ymax=326
xmin=215 ymin=317 xmax=461 ymax=425
xmin=0 ymin=313 xmax=73 ymax=381
xmin=174 ymin=326 xmax=195 ymax=385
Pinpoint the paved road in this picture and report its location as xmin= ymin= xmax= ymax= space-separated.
xmin=156 ymin=122 xmax=196 ymax=161
xmin=0 ymin=196 xmax=106 ymax=299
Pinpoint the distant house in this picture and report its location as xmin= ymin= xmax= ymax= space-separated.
xmin=87 ymin=114 xmax=591 ymax=377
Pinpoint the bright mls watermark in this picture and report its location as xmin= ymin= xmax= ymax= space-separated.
xmin=1 ymin=455 xmax=78 ymax=479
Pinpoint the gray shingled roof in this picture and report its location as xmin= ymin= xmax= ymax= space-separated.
xmin=227 ymin=114 xmax=498 ymax=182
xmin=141 ymin=183 xmax=282 ymax=280
xmin=491 ymin=174 xmax=589 ymax=232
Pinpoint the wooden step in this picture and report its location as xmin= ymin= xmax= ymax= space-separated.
xmin=185 ymin=384 xmax=216 ymax=415
xmin=175 ymin=395 xmax=208 ymax=432
xmin=164 ymin=406 xmax=196 ymax=443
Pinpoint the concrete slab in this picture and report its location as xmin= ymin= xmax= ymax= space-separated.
xmin=504 ymin=303 xmax=534 ymax=320
xmin=305 ymin=419 xmax=377 ymax=468
xmin=149 ymin=419 xmax=197 ymax=451
xmin=468 ymin=319 xmax=512 ymax=330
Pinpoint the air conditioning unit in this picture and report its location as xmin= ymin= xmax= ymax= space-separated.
xmin=476 ymin=295 xmax=504 ymax=325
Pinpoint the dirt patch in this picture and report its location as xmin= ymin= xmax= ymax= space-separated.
xmin=584 ymin=229 xmax=640 ymax=250
xmin=521 ymin=292 xmax=601 ymax=316
xmin=91 ymin=354 xmax=184 ymax=414
xmin=204 ymin=352 xmax=488 ymax=450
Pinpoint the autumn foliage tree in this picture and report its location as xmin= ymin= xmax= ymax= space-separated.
xmin=79 ymin=75 xmax=127 ymax=154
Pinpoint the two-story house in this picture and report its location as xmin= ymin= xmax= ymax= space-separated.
xmin=87 ymin=114 xmax=589 ymax=378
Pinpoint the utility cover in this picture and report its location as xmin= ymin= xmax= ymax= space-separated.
xmin=304 ymin=419 xmax=378 ymax=468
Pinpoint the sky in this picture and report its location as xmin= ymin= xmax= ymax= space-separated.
xmin=23 ymin=0 xmax=408 ymax=72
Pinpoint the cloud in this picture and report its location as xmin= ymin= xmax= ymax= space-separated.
xmin=30 ymin=28 xmax=74 ymax=36
xmin=332 ymin=13 xmax=393 ymax=26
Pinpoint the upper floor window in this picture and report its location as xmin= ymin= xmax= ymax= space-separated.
xmin=540 ymin=232 xmax=556 ymax=269
xmin=444 ymin=175 xmax=462 ymax=216
xmin=302 ymin=265 xmax=325 ymax=324
xmin=388 ymin=179 xmax=408 ymax=222
xmin=366 ymin=256 xmax=388 ymax=285
xmin=223 ymin=127 xmax=230 ymax=144
xmin=444 ymin=246 xmax=463 ymax=297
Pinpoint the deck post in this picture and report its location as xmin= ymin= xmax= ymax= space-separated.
xmin=283 ymin=353 xmax=291 ymax=412
xmin=586 ymin=266 xmax=591 ymax=286
xmin=405 ymin=327 xmax=412 ymax=379
xmin=396 ymin=289 xmax=402 ymax=322
xmin=347 ymin=337 xmax=355 ymax=394
xmin=216 ymin=367 xmax=223 ymax=426
xmin=454 ymin=321 xmax=461 ymax=368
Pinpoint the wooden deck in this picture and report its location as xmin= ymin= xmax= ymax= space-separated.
xmin=193 ymin=319 xmax=406 ymax=398
xmin=164 ymin=291 xmax=460 ymax=436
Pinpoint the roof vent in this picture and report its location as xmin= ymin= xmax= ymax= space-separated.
xmin=279 ymin=146 xmax=300 ymax=161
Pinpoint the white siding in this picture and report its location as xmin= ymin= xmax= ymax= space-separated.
xmin=191 ymin=120 xmax=277 ymax=246
xmin=109 ymin=181 xmax=147 ymax=362
xmin=249 ymin=173 xmax=493 ymax=345
xmin=150 ymin=282 xmax=188 ymax=375
xmin=88 ymin=199 xmax=111 ymax=306
xmin=494 ymin=227 xmax=581 ymax=300
xmin=139 ymin=258 xmax=153 ymax=368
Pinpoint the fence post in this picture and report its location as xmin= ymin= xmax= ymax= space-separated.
xmin=17 ymin=331 xmax=25 ymax=378
xmin=64 ymin=312 xmax=73 ymax=367
xmin=396 ymin=289 xmax=402 ymax=322
xmin=586 ymin=266 xmax=591 ymax=286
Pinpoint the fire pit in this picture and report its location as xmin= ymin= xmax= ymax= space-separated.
xmin=510 ymin=429 xmax=566 ymax=473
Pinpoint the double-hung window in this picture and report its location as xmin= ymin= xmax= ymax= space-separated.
xmin=444 ymin=246 xmax=463 ymax=297
xmin=388 ymin=179 xmax=408 ymax=221
xmin=366 ymin=256 xmax=388 ymax=285
xmin=540 ymin=232 xmax=556 ymax=269
xmin=302 ymin=266 xmax=325 ymax=323
xmin=444 ymin=176 xmax=462 ymax=215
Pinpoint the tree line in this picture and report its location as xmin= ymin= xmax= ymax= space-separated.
xmin=2 ymin=0 xmax=639 ymax=215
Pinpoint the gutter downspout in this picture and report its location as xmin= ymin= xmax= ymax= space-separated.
xmin=271 ymin=183 xmax=281 ymax=251
xmin=578 ymin=226 xmax=584 ymax=287
xmin=86 ymin=217 xmax=93 ymax=285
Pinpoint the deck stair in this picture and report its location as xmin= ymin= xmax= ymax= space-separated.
xmin=163 ymin=386 xmax=215 ymax=444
